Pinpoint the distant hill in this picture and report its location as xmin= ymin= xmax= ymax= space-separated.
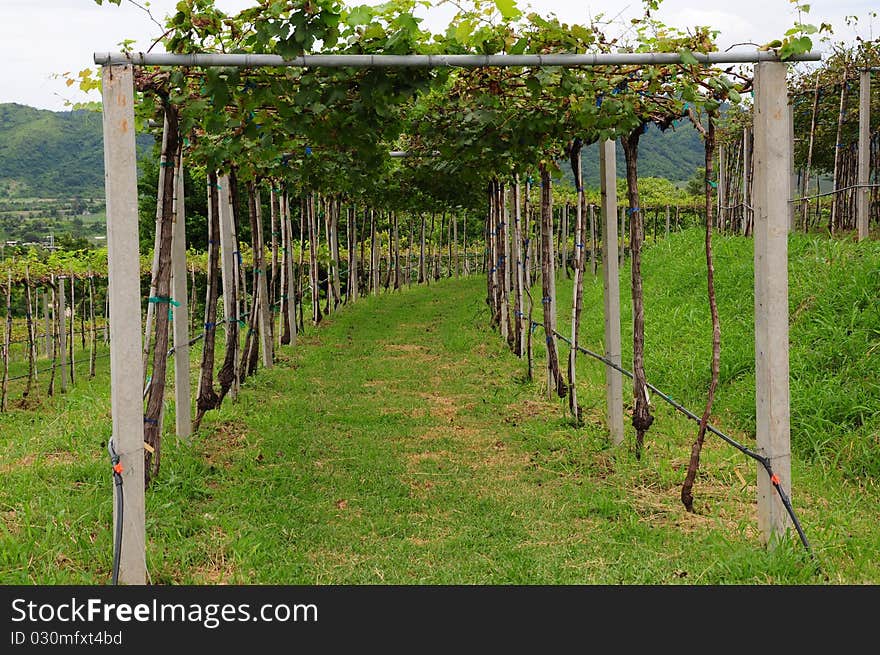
xmin=559 ymin=121 xmax=705 ymax=190
xmin=0 ymin=102 xmax=704 ymax=200
xmin=0 ymin=103 xmax=153 ymax=198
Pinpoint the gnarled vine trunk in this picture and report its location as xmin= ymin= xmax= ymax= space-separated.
xmin=193 ymin=169 xmax=222 ymax=432
xmin=539 ymin=163 xmax=566 ymax=398
xmin=681 ymin=115 xmax=722 ymax=512
xmin=622 ymin=127 xmax=653 ymax=459
xmin=143 ymin=103 xmax=181 ymax=486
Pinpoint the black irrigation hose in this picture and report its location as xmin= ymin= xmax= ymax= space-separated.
xmin=530 ymin=320 xmax=817 ymax=563
xmin=107 ymin=438 xmax=123 ymax=586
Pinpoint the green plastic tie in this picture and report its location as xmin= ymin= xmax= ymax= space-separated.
xmin=149 ymin=296 xmax=180 ymax=307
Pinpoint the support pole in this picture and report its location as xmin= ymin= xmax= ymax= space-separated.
xmin=743 ymin=126 xmax=751 ymax=235
xmin=788 ymin=104 xmax=797 ymax=232
xmin=589 ymin=204 xmax=597 ymax=276
xmin=217 ymin=172 xmax=238 ymax=399
xmin=753 ymin=61 xmax=792 ymax=547
xmin=42 ymin=289 xmax=50 ymax=358
xmin=171 ymin=150 xmax=191 ymax=440
xmin=57 ymin=275 xmax=68 ymax=392
xmin=143 ymin=117 xmax=169 ymax=387
xmin=283 ymin=192 xmax=297 ymax=348
xmin=599 ymin=140 xmax=624 ymax=445
xmin=718 ymin=143 xmax=726 ymax=230
xmin=101 ymin=63 xmax=145 ymax=584
xmin=254 ymin=185 xmax=273 ymax=367
xmin=857 ymin=69 xmax=871 ymax=241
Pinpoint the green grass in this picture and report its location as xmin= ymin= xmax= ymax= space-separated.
xmin=0 ymin=229 xmax=878 ymax=584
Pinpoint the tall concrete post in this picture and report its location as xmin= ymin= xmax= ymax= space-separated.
xmin=753 ymin=61 xmax=793 ymax=547
xmin=599 ymin=139 xmax=624 ymax=446
xmin=101 ymin=63 xmax=146 ymax=584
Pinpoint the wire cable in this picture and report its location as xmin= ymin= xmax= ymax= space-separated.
xmin=531 ymin=319 xmax=817 ymax=564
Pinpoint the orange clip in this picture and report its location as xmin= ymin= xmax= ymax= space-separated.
xmin=770 ymin=473 xmax=780 ymax=485
xmin=113 ymin=463 xmax=124 ymax=475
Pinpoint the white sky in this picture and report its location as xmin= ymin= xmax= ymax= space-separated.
xmin=0 ymin=0 xmax=876 ymax=111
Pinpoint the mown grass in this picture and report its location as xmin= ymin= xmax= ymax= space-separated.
xmin=0 ymin=228 xmax=877 ymax=584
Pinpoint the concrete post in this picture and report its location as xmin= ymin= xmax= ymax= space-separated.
xmin=217 ymin=172 xmax=238 ymax=399
xmin=171 ymin=151 xmax=191 ymax=440
xmin=101 ymin=63 xmax=146 ymax=584
xmin=57 ymin=275 xmax=67 ymax=392
xmin=753 ymin=61 xmax=793 ymax=547
xmin=857 ymin=70 xmax=871 ymax=241
xmin=254 ymin=186 xmax=274 ymax=368
xmin=599 ymin=139 xmax=624 ymax=446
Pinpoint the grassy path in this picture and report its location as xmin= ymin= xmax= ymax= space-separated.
xmin=2 ymin=243 xmax=878 ymax=583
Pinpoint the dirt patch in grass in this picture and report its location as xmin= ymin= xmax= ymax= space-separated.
xmin=187 ymin=526 xmax=238 ymax=584
xmin=199 ymin=421 xmax=252 ymax=469
xmin=416 ymin=392 xmax=468 ymax=421
xmin=414 ymin=427 xmax=447 ymax=441
xmin=0 ymin=450 xmax=77 ymax=474
xmin=626 ymin=479 xmax=753 ymax=535
xmin=406 ymin=450 xmax=453 ymax=467
xmin=506 ymin=399 xmax=556 ymax=421
xmin=1 ymin=509 xmax=21 ymax=535
xmin=10 ymin=394 xmax=46 ymax=412
xmin=386 ymin=343 xmax=428 ymax=353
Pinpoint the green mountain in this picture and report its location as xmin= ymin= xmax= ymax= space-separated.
xmin=0 ymin=102 xmax=705 ymax=200
xmin=0 ymin=103 xmax=153 ymax=199
xmin=557 ymin=121 xmax=705 ymax=190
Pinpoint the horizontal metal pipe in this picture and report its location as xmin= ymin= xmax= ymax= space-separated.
xmin=389 ymin=150 xmax=440 ymax=158
xmin=94 ymin=50 xmax=822 ymax=68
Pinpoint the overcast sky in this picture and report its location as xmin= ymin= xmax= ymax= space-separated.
xmin=0 ymin=0 xmax=875 ymax=111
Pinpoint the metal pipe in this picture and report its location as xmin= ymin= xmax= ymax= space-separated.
xmin=389 ymin=150 xmax=440 ymax=158
xmin=94 ymin=51 xmax=822 ymax=68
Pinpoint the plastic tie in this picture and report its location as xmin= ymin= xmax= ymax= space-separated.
xmin=143 ymin=417 xmax=159 ymax=426
xmin=149 ymin=296 xmax=180 ymax=307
